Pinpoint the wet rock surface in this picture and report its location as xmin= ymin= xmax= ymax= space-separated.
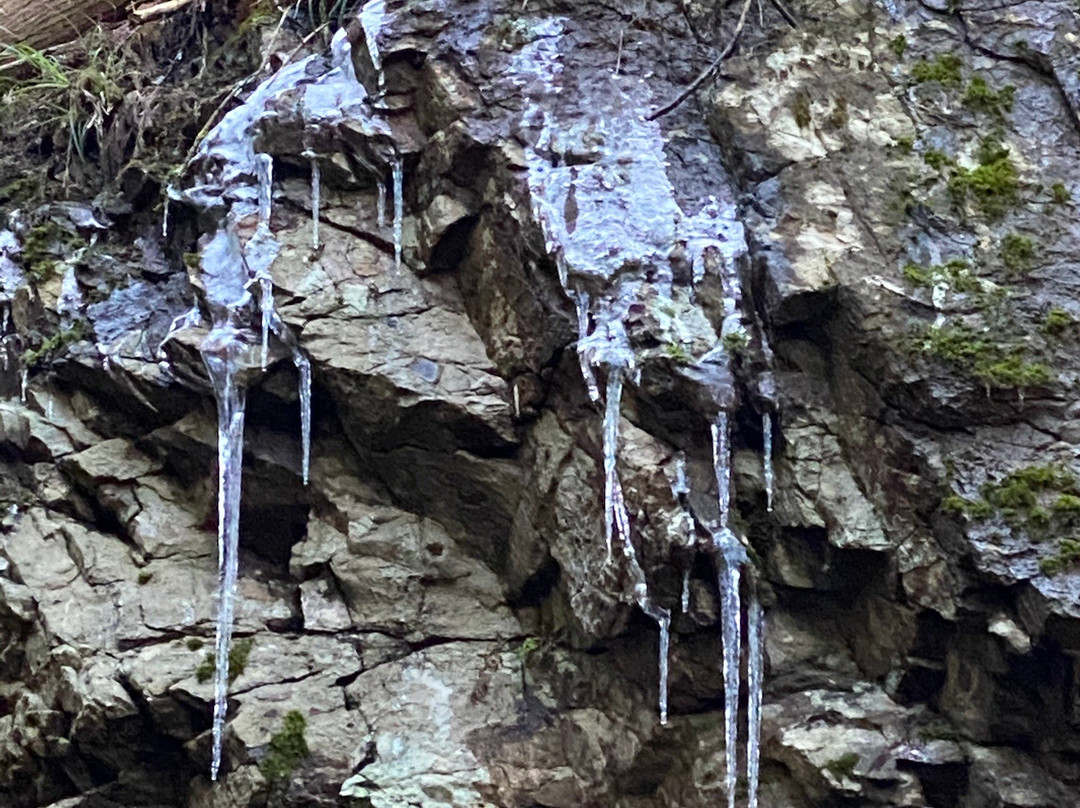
xmin=1 ymin=0 xmax=1080 ymax=806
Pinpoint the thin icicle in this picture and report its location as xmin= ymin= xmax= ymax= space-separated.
xmin=162 ymin=196 xmax=170 ymax=239
xmin=258 ymin=274 xmax=272 ymax=370
xmin=19 ymin=368 xmax=27 ymax=404
xmin=657 ymin=609 xmax=670 ymax=724
xmin=202 ymin=332 xmax=248 ymax=782
xmin=310 ymin=158 xmax=321 ymax=251
xmin=392 ymin=158 xmax=403 ymax=269
xmin=602 ymin=368 xmax=624 ymax=564
xmin=296 ymin=354 xmax=312 ymax=485
xmin=762 ymin=412 xmax=774 ymax=513
xmin=712 ymin=411 xmax=731 ymax=528
xmin=45 ymin=396 xmax=53 ymax=421
xmin=256 ymin=153 xmax=273 ymax=226
xmin=377 ymin=180 xmax=387 ymax=228
xmin=718 ymin=543 xmax=743 ymax=808
xmin=747 ymin=595 xmax=765 ymax=808
xmin=574 ymin=291 xmax=601 ymax=401
xmin=681 ymin=568 xmax=691 ymax=613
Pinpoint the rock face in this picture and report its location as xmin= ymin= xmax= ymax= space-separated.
xmin=2 ymin=0 xmax=1080 ymax=806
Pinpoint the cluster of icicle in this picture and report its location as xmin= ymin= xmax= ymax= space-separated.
xmin=512 ymin=12 xmax=777 ymax=803
xmin=161 ymin=17 xmax=405 ymax=779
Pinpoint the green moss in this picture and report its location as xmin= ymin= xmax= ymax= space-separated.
xmin=1050 ymin=182 xmax=1071 ymax=204
xmin=722 ymin=331 xmax=750 ymax=352
xmin=825 ymin=752 xmax=860 ymax=780
xmin=923 ymin=149 xmax=953 ymax=171
xmin=910 ymin=54 xmax=963 ymax=86
xmin=1054 ymin=494 xmax=1080 ymax=513
xmin=195 ymin=636 xmax=254 ymax=684
xmin=962 ymin=76 xmax=1015 ymax=118
xmin=903 ymin=259 xmax=979 ymax=292
xmin=514 ymin=636 xmax=540 ymax=662
xmin=664 ymin=343 xmax=693 ymax=363
xmin=1000 ymin=234 xmax=1035 ymax=274
xmin=792 ymin=90 xmax=812 ymax=129
xmin=1030 ymin=506 xmax=1051 ymax=527
xmin=941 ymin=495 xmax=971 ymax=513
xmin=1042 ymin=308 xmax=1075 ymax=335
xmin=893 ymin=136 xmax=914 ymax=154
xmin=1040 ymin=538 xmax=1080 ymax=577
xmin=20 ymin=221 xmax=81 ymax=281
xmin=889 ymin=34 xmax=907 ymax=58
xmin=21 ymin=321 xmax=86 ymax=369
xmin=137 ymin=571 xmax=153 ymax=585
xmin=948 ymin=145 xmax=1019 ymax=219
xmin=260 ymin=710 xmax=310 ymax=783
xmin=185 ymin=637 xmax=205 ymax=652
xmin=915 ymin=323 xmax=1051 ymax=389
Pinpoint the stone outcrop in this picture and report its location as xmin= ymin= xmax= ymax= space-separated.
xmin=2 ymin=0 xmax=1080 ymax=806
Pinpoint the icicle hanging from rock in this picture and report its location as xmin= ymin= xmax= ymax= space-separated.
xmin=310 ymin=157 xmax=321 ymax=251
xmin=747 ymin=594 xmax=765 ymax=808
xmin=392 ymin=157 xmax=403 ymax=269
xmin=715 ymin=529 xmax=747 ymax=808
xmin=763 ymin=412 xmax=774 ymax=513
xmin=200 ymin=327 xmax=248 ymax=782
xmin=296 ymin=354 xmax=312 ymax=486
xmin=377 ymin=179 xmax=386 ymax=228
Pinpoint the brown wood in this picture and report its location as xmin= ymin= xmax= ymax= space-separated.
xmin=0 ymin=0 xmax=131 ymax=50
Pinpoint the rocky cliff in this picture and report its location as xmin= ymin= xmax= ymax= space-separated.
xmin=1 ymin=0 xmax=1080 ymax=806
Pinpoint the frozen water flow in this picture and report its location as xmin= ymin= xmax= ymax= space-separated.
xmin=716 ymin=531 xmax=747 ymax=808
xmin=19 ymin=368 xmax=27 ymax=404
xmin=310 ymin=158 xmax=321 ymax=251
xmin=763 ymin=412 xmax=774 ymax=513
xmin=712 ymin=412 xmax=731 ymax=528
xmin=747 ymin=595 xmax=765 ymax=808
xmin=392 ymin=158 xmax=403 ymax=268
xmin=256 ymin=153 xmax=273 ymax=226
xmin=573 ymin=291 xmax=600 ymax=401
xmin=377 ymin=179 xmax=386 ymax=227
xmin=296 ymin=354 xmax=312 ymax=485
xmin=657 ymin=609 xmax=670 ymax=724
xmin=602 ymin=369 xmax=625 ymax=563
xmin=258 ymin=273 xmax=272 ymax=370
xmin=360 ymin=0 xmax=387 ymax=92
xmin=200 ymin=326 xmax=248 ymax=782
xmin=681 ymin=570 xmax=691 ymax=613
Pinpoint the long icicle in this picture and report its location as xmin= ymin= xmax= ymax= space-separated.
xmin=202 ymin=336 xmax=247 ymax=782
xmin=310 ymin=158 xmax=321 ymax=251
xmin=602 ymin=368 xmax=624 ymax=564
xmin=719 ymin=542 xmax=742 ymax=808
xmin=712 ymin=411 xmax=731 ymax=528
xmin=392 ymin=157 xmax=403 ymax=268
xmin=296 ymin=354 xmax=312 ymax=485
xmin=762 ymin=412 xmax=774 ymax=513
xmin=747 ymin=594 xmax=765 ymax=808
xmin=377 ymin=179 xmax=387 ymax=228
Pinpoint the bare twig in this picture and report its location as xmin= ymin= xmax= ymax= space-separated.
xmin=646 ymin=0 xmax=753 ymax=121
xmin=768 ymin=0 xmax=798 ymax=28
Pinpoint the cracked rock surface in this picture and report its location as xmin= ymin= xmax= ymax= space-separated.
xmin=2 ymin=0 xmax=1080 ymax=806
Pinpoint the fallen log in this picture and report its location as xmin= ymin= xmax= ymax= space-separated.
xmin=0 ymin=0 xmax=132 ymax=50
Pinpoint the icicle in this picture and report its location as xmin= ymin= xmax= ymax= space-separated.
xmin=719 ymin=542 xmax=743 ymax=808
xmin=573 ymin=291 xmax=601 ymax=401
xmin=747 ymin=595 xmax=765 ymax=808
xmin=162 ymin=196 xmax=170 ymax=239
xmin=377 ymin=180 xmax=387 ymax=228
xmin=392 ymin=158 xmax=403 ymax=269
xmin=258 ymin=274 xmax=272 ymax=371
xmin=712 ymin=411 xmax=731 ymax=528
xmin=201 ymin=330 xmax=248 ymax=782
xmin=602 ymin=368 xmax=624 ymax=564
xmin=681 ymin=568 xmax=691 ymax=613
xmin=19 ymin=368 xmax=27 ymax=404
xmin=657 ymin=609 xmax=670 ymax=724
xmin=310 ymin=158 xmax=321 ymax=251
xmin=256 ymin=153 xmax=273 ymax=227
xmin=2 ymin=307 xmax=8 ymax=333
xmin=762 ymin=412 xmax=774 ymax=513
xmin=296 ymin=354 xmax=312 ymax=485
xmin=45 ymin=396 xmax=53 ymax=421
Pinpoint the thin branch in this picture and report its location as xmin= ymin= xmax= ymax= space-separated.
xmin=646 ymin=0 xmax=753 ymax=121
xmin=768 ymin=0 xmax=798 ymax=28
